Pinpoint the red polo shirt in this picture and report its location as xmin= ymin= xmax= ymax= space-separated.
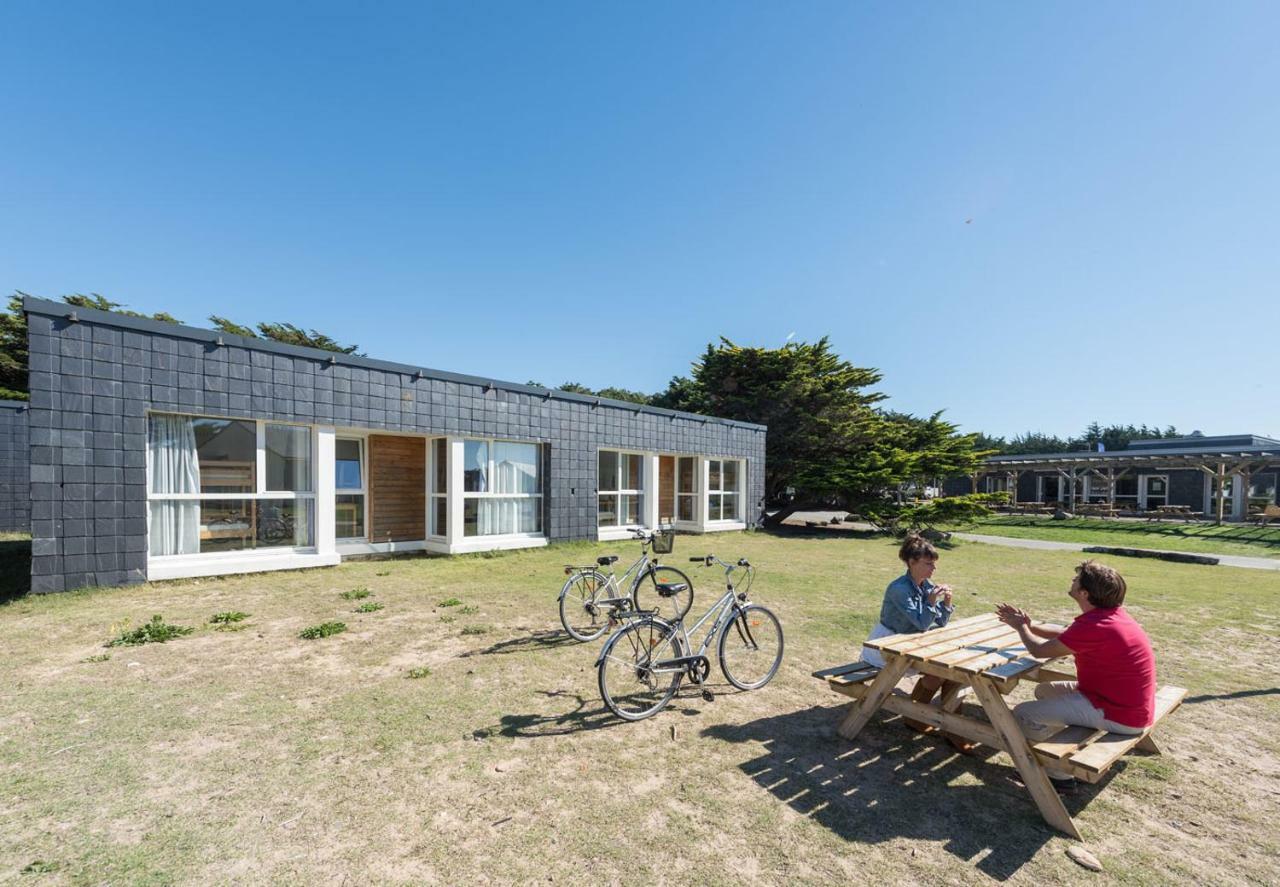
xmin=1059 ymin=606 xmax=1156 ymax=728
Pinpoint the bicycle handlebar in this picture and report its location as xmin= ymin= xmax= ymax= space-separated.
xmin=689 ymin=554 xmax=752 ymax=569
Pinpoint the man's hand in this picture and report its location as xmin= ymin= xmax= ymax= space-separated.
xmin=995 ymin=603 xmax=1031 ymax=628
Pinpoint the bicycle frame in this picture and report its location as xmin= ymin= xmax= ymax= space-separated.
xmin=570 ymin=550 xmax=656 ymax=605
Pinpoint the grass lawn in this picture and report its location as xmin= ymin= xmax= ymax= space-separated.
xmin=957 ymin=515 xmax=1280 ymax=560
xmin=1 ymin=532 xmax=1278 ymax=884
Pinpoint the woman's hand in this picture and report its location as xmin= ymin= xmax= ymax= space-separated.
xmin=928 ymin=584 xmax=953 ymax=608
xmin=995 ymin=603 xmax=1031 ymax=627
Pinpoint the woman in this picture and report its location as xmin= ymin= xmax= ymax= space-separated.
xmin=862 ymin=533 xmax=973 ymax=750
xmin=861 ymin=533 xmax=954 ymax=669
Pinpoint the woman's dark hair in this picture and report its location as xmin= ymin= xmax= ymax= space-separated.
xmin=898 ymin=533 xmax=939 ymax=564
xmin=1075 ymin=560 xmax=1127 ymax=608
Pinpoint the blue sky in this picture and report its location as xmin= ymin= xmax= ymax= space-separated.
xmin=3 ymin=2 xmax=1277 ymax=439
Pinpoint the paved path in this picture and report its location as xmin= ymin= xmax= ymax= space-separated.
xmin=953 ymin=533 xmax=1280 ymax=572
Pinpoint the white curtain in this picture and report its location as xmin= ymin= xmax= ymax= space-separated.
xmin=148 ymin=415 xmax=201 ymax=555
xmin=494 ymin=443 xmax=538 ymax=494
xmin=475 ymin=498 xmax=540 ymax=535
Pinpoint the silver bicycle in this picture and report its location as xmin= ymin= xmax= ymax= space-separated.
xmin=557 ymin=528 xmax=694 ymax=642
xmin=596 ymin=553 xmax=784 ymax=721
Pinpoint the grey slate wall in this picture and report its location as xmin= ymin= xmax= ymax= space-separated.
xmin=0 ymin=400 xmax=30 ymax=532
xmin=24 ymin=298 xmax=766 ymax=593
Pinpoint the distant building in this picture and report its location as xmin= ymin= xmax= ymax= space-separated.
xmin=943 ymin=433 xmax=1279 ymax=520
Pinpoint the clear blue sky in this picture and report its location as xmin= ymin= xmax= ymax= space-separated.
xmin=3 ymin=2 xmax=1277 ymax=439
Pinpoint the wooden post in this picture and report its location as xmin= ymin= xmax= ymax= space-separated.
xmin=970 ymin=676 xmax=1082 ymax=839
xmin=1218 ymin=461 xmax=1226 ymax=524
xmin=837 ymin=655 xmax=910 ymax=740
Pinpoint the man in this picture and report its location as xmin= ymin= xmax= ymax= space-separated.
xmin=995 ymin=560 xmax=1156 ymax=780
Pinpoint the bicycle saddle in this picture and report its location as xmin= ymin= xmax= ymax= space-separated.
xmin=596 ymin=555 xmax=619 ymax=566
xmin=655 ymin=582 xmax=688 ymax=598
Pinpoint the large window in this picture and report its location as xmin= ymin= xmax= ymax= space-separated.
xmin=676 ymin=456 xmax=697 ymax=522
xmin=335 ymin=438 xmax=365 ymax=540
xmin=707 ymin=459 xmax=742 ymax=521
xmin=598 ymin=450 xmax=643 ymax=527
xmin=1249 ymin=473 xmax=1277 ymax=510
xmin=148 ymin=414 xmax=315 ymax=556
xmin=462 ymin=439 xmax=542 ymax=537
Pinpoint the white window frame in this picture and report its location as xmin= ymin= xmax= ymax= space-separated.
xmin=1138 ymin=474 xmax=1170 ymax=510
xmin=460 ymin=437 xmax=544 ymax=540
xmin=145 ymin=412 xmax=336 ymax=579
xmin=1203 ymin=472 xmax=1244 ymax=520
xmin=428 ymin=436 xmax=449 ymax=539
xmin=1037 ymin=475 xmax=1060 ymax=503
xmin=675 ymin=455 xmax=699 ymax=525
xmin=597 ymin=449 xmax=645 ymax=530
xmin=334 ymin=435 xmax=367 ymax=542
xmin=705 ymin=457 xmax=745 ymax=526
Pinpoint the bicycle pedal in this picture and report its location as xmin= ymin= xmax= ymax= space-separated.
xmin=701 ymin=690 xmax=715 ymax=703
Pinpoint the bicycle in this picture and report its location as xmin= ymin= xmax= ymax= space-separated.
xmin=557 ymin=528 xmax=695 ymax=642
xmin=596 ymin=553 xmax=784 ymax=721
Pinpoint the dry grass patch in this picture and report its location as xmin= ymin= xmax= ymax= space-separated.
xmin=0 ymin=534 xmax=1277 ymax=884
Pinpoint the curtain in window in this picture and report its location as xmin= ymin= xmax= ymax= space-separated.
xmin=475 ymin=498 xmax=540 ymax=535
xmin=148 ymin=415 xmax=201 ymax=555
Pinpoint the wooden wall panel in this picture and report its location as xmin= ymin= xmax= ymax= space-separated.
xmin=369 ymin=435 xmax=426 ymax=542
xmin=658 ymin=456 xmax=675 ymax=524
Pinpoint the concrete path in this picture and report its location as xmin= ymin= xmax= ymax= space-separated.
xmin=953 ymin=532 xmax=1280 ymax=572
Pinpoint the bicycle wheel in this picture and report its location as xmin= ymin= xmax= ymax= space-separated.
xmin=718 ymin=604 xmax=784 ymax=690
xmin=559 ymin=571 xmax=612 ymax=642
xmin=597 ymin=617 xmax=686 ymax=720
xmin=631 ymin=565 xmax=694 ymax=623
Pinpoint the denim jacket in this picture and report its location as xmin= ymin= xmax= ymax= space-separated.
xmin=878 ymin=571 xmax=954 ymax=634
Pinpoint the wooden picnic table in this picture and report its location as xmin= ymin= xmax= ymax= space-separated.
xmin=816 ymin=613 xmax=1185 ymax=838
xmin=1147 ymin=504 xmax=1203 ymax=522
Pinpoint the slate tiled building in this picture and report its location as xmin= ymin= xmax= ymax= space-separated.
xmin=0 ymin=400 xmax=29 ymax=532
xmin=23 ymin=296 xmax=766 ymax=593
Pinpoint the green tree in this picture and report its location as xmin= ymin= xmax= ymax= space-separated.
xmin=210 ymin=316 xmax=361 ymax=355
xmin=0 ymin=295 xmax=29 ymax=400
xmin=1 ymin=292 xmax=181 ymax=400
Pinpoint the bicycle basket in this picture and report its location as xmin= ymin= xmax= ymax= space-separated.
xmin=650 ymin=530 xmax=675 ymax=554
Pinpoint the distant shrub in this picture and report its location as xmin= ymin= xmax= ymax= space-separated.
xmin=407 ymin=667 xmax=431 ymax=679
xmin=341 ymin=588 xmax=372 ymax=600
xmin=438 ymin=597 xmax=462 ymax=608
xmin=461 ymin=625 xmax=490 ymax=636
xmin=299 ymin=621 xmax=347 ymax=640
xmin=354 ymin=602 xmax=384 ymax=613
xmin=458 ymin=605 xmax=479 ymax=615
xmin=210 ymin=611 xmax=249 ymax=624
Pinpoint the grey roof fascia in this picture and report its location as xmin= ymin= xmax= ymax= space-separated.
xmin=23 ymin=296 xmax=766 ymax=432
xmin=0 ymin=399 xmax=29 ymax=410
xmin=983 ymin=447 xmax=1278 ymax=467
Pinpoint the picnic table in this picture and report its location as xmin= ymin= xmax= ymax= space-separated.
xmin=814 ymin=614 xmax=1185 ymax=838
xmin=1147 ymin=504 xmax=1203 ymax=522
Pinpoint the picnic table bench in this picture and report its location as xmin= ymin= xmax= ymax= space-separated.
xmin=1255 ymin=503 xmax=1280 ymax=527
xmin=814 ymin=614 xmax=1185 ymax=838
xmin=1146 ymin=504 xmax=1203 ymax=522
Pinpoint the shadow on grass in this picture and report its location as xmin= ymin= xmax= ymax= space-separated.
xmin=977 ymin=517 xmax=1280 ymax=550
xmin=476 ymin=681 xmax=741 ymax=739
xmin=459 ymin=629 xmax=579 ymax=658
xmin=757 ymin=524 xmax=966 ymax=553
xmin=0 ymin=538 xmax=31 ymax=604
xmin=702 ymin=704 xmax=1117 ymax=880
xmin=1184 ymin=687 xmax=1280 ymax=704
